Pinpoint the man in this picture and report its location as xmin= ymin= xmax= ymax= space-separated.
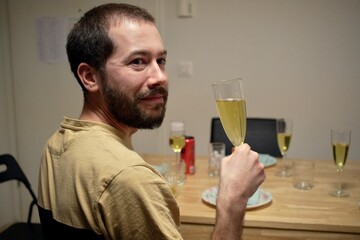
xmin=38 ymin=3 xmax=265 ymax=240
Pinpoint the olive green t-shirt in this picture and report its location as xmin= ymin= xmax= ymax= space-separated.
xmin=38 ymin=117 xmax=181 ymax=239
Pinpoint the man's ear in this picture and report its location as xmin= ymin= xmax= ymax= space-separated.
xmin=77 ymin=63 xmax=100 ymax=92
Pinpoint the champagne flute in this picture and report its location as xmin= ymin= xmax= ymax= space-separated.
xmin=212 ymin=78 xmax=247 ymax=148
xmin=276 ymin=118 xmax=293 ymax=177
xmin=213 ymin=78 xmax=262 ymax=204
xmin=169 ymin=121 xmax=186 ymax=185
xmin=330 ymin=129 xmax=351 ymax=197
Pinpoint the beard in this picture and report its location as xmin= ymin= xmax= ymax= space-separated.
xmin=102 ymin=82 xmax=168 ymax=129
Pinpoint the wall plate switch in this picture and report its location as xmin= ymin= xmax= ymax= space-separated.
xmin=178 ymin=0 xmax=193 ymax=18
xmin=177 ymin=61 xmax=193 ymax=77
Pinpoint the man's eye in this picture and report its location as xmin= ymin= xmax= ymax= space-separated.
xmin=130 ymin=58 xmax=145 ymax=65
xmin=157 ymin=58 xmax=166 ymax=65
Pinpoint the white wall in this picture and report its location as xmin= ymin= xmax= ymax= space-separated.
xmin=1 ymin=0 xmax=359 ymax=227
xmin=154 ymin=0 xmax=360 ymax=161
xmin=0 ymin=0 xmax=24 ymax=229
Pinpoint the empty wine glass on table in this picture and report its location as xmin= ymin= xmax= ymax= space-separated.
xmin=330 ymin=129 xmax=351 ymax=197
xmin=276 ymin=118 xmax=293 ymax=177
xmin=169 ymin=121 xmax=186 ymax=185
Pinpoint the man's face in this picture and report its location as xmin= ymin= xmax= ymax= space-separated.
xmin=101 ymin=20 xmax=168 ymax=129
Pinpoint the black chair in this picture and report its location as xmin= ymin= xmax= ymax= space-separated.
xmin=245 ymin=118 xmax=282 ymax=157
xmin=38 ymin=206 xmax=105 ymax=240
xmin=210 ymin=117 xmax=282 ymax=157
xmin=210 ymin=117 xmax=234 ymax=155
xmin=0 ymin=153 xmax=43 ymax=240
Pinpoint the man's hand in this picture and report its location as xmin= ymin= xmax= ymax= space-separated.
xmin=213 ymin=144 xmax=266 ymax=239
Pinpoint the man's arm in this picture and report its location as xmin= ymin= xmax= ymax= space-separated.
xmin=212 ymin=144 xmax=266 ymax=239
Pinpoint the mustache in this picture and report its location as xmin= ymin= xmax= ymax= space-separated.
xmin=137 ymin=87 xmax=168 ymax=100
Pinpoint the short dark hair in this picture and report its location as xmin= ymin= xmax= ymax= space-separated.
xmin=66 ymin=3 xmax=155 ymax=95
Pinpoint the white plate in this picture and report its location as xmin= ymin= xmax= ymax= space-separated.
xmin=152 ymin=164 xmax=167 ymax=175
xmin=259 ymin=154 xmax=277 ymax=168
xmin=201 ymin=187 xmax=272 ymax=209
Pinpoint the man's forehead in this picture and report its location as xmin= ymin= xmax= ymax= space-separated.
xmin=108 ymin=20 xmax=165 ymax=54
xmin=108 ymin=20 xmax=159 ymax=41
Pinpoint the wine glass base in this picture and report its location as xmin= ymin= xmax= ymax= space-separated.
xmin=276 ymin=171 xmax=292 ymax=177
xmin=276 ymin=165 xmax=293 ymax=177
xmin=293 ymin=181 xmax=313 ymax=190
xmin=177 ymin=179 xmax=185 ymax=185
xmin=329 ymin=190 xmax=349 ymax=198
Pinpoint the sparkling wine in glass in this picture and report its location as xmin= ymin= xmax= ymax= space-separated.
xmin=212 ymin=78 xmax=246 ymax=148
xmin=169 ymin=121 xmax=186 ymax=185
xmin=276 ymin=118 xmax=293 ymax=177
xmin=213 ymin=78 xmax=263 ymax=204
xmin=330 ymin=129 xmax=351 ymax=197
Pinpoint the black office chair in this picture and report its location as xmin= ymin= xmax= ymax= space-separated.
xmin=38 ymin=206 xmax=105 ymax=240
xmin=245 ymin=118 xmax=282 ymax=157
xmin=210 ymin=117 xmax=282 ymax=157
xmin=0 ymin=153 xmax=43 ymax=240
xmin=210 ymin=117 xmax=234 ymax=155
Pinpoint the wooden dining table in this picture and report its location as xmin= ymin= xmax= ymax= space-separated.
xmin=142 ymin=154 xmax=360 ymax=240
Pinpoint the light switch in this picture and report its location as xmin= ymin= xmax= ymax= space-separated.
xmin=178 ymin=0 xmax=193 ymax=18
xmin=177 ymin=61 xmax=193 ymax=77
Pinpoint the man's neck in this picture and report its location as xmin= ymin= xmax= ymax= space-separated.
xmin=79 ymin=102 xmax=138 ymax=138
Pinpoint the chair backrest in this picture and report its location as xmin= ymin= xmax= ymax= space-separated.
xmin=245 ymin=118 xmax=282 ymax=157
xmin=0 ymin=153 xmax=38 ymax=223
xmin=210 ymin=118 xmax=234 ymax=155
xmin=210 ymin=117 xmax=282 ymax=157
xmin=38 ymin=207 xmax=104 ymax=240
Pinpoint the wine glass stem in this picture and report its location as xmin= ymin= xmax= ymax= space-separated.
xmin=282 ymin=152 xmax=287 ymax=171
xmin=336 ymin=170 xmax=342 ymax=194
xmin=175 ymin=152 xmax=180 ymax=164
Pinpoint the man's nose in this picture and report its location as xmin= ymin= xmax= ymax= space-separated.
xmin=147 ymin=61 xmax=168 ymax=87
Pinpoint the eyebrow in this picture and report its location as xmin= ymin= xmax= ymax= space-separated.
xmin=128 ymin=49 xmax=167 ymax=58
